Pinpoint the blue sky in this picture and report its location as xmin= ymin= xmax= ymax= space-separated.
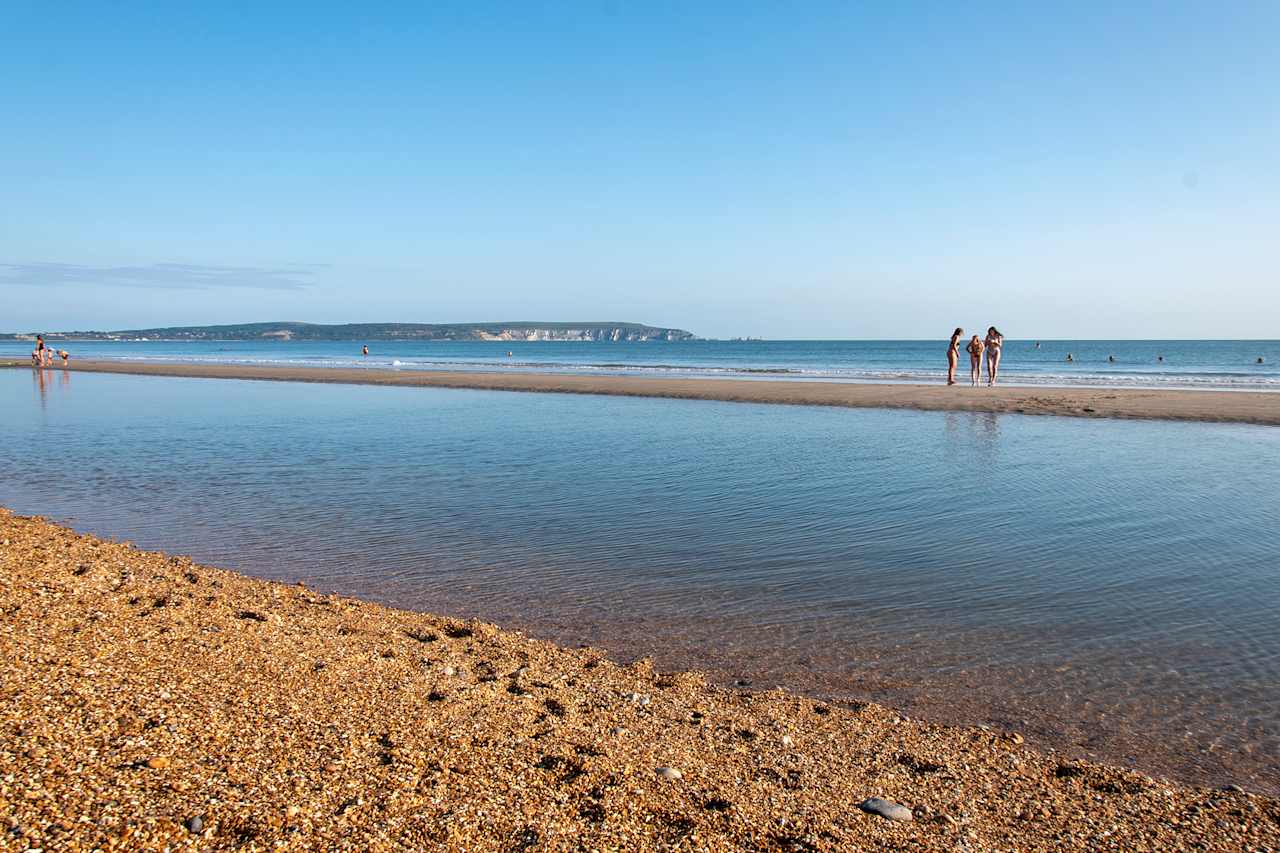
xmin=2 ymin=1 xmax=1276 ymax=338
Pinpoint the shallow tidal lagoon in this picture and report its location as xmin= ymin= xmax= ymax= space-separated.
xmin=4 ymin=369 xmax=1278 ymax=792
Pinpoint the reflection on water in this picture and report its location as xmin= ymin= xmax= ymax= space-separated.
xmin=2 ymin=369 xmax=1278 ymax=793
xmin=30 ymin=366 xmax=72 ymax=412
xmin=943 ymin=410 xmax=1002 ymax=465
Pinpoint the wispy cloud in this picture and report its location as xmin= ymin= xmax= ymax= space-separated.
xmin=0 ymin=262 xmax=317 ymax=291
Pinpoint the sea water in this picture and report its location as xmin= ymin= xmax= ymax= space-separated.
xmin=3 ymin=369 xmax=1278 ymax=791
xmin=3 ymin=338 xmax=1279 ymax=389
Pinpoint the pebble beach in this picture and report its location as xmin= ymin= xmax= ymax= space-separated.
xmin=2 ymin=508 xmax=1276 ymax=851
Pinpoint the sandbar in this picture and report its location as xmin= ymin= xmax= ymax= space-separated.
xmin=6 ymin=358 xmax=1279 ymax=425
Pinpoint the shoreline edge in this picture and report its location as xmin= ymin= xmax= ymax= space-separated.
xmin=1 ymin=509 xmax=1276 ymax=849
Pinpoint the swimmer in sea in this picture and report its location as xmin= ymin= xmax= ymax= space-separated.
xmin=966 ymin=335 xmax=984 ymax=386
xmin=362 ymin=345 xmax=368 ymax=356
xmin=1108 ymin=355 xmax=1115 ymax=363
xmin=1066 ymin=353 xmax=1074 ymax=363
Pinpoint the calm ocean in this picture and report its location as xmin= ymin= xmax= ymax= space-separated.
xmin=4 ymin=338 xmax=1279 ymax=389
xmin=3 ymin=368 xmax=1278 ymax=793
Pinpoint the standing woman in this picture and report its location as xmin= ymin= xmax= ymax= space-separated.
xmin=984 ymin=326 xmax=1004 ymax=386
xmin=966 ymin=335 xmax=984 ymax=386
xmin=947 ymin=328 xmax=963 ymax=385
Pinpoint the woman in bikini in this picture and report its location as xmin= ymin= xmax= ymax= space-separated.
xmin=966 ymin=335 xmax=984 ymax=386
xmin=984 ymin=326 xmax=1004 ymax=386
xmin=947 ymin=328 xmax=963 ymax=385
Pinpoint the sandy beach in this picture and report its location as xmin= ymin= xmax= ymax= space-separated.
xmin=6 ymin=359 xmax=1280 ymax=425
xmin=1 ymin=509 xmax=1275 ymax=851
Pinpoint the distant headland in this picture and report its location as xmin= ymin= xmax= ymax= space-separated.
xmin=0 ymin=321 xmax=698 ymax=343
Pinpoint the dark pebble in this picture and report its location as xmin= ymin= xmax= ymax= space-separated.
xmin=859 ymin=797 xmax=913 ymax=822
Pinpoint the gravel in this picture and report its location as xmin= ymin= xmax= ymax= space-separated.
xmin=1 ymin=508 xmax=1275 ymax=851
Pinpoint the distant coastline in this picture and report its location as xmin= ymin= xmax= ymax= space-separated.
xmin=0 ymin=320 xmax=698 ymax=343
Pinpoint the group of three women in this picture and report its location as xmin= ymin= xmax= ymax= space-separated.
xmin=948 ymin=327 xmax=1003 ymax=387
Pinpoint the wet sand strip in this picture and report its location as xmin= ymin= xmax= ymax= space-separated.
xmin=5 ymin=359 xmax=1279 ymax=425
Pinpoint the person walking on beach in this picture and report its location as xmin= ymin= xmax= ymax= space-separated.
xmin=35 ymin=334 xmax=50 ymax=366
xmin=947 ymin=328 xmax=963 ymax=385
xmin=966 ymin=335 xmax=984 ymax=386
xmin=984 ymin=327 xmax=1004 ymax=386
xmin=58 ymin=349 xmax=70 ymax=366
